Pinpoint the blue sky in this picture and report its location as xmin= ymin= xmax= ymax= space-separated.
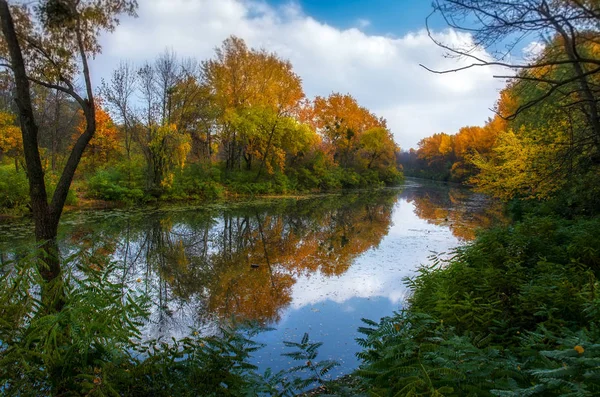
xmin=94 ymin=0 xmax=508 ymax=149
xmin=269 ymin=0 xmax=439 ymax=35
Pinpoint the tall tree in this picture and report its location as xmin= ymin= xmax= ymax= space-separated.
xmin=0 ymin=0 xmax=137 ymax=284
xmin=170 ymin=60 xmax=217 ymax=162
xmin=358 ymin=127 xmax=399 ymax=171
xmin=133 ymin=51 xmax=191 ymax=193
xmin=101 ymin=61 xmax=137 ymax=161
xmin=202 ymin=36 xmax=305 ymax=172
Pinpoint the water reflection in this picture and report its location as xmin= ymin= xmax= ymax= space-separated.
xmin=404 ymin=182 xmax=506 ymax=240
xmin=34 ymin=192 xmax=397 ymax=337
xmin=0 ymin=178 xmax=504 ymax=374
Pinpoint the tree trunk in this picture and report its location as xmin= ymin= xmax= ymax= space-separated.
xmin=255 ymin=122 xmax=278 ymax=181
xmin=0 ymin=0 xmax=96 ymax=288
xmin=0 ymin=1 xmax=55 ymax=277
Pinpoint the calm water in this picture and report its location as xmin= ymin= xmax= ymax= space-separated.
xmin=0 ymin=178 xmax=503 ymax=378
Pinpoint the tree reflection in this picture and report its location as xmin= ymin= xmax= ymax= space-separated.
xmin=45 ymin=192 xmax=398 ymax=335
xmin=405 ymin=186 xmax=506 ymax=241
xmin=0 ymin=183 xmax=505 ymax=337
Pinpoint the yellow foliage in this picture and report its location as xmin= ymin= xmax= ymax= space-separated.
xmin=0 ymin=111 xmax=23 ymax=160
xmin=469 ymin=129 xmax=565 ymax=200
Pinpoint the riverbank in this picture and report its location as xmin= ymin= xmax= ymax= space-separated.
xmin=6 ymin=174 xmax=591 ymax=395
xmin=347 ymin=176 xmax=600 ymax=395
xmin=0 ymin=162 xmax=404 ymax=219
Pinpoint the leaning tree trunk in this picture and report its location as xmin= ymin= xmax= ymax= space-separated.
xmin=0 ymin=0 xmax=96 ymax=286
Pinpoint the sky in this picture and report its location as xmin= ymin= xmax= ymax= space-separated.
xmin=91 ymin=0 xmax=510 ymax=150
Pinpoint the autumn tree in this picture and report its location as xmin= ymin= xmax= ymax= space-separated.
xmin=0 ymin=0 xmax=137 ymax=284
xmin=417 ymin=133 xmax=453 ymax=168
xmin=101 ymin=61 xmax=137 ymax=161
xmin=427 ymin=0 xmax=600 ymax=164
xmin=0 ymin=110 xmax=22 ymax=170
xmin=450 ymin=123 xmax=501 ymax=180
xmin=312 ymin=93 xmax=386 ymax=168
xmin=358 ymin=126 xmax=399 ymax=171
xmin=74 ymin=103 xmax=120 ymax=170
xmin=470 ymin=127 xmax=566 ymax=199
xmin=127 ymin=51 xmax=192 ymax=193
xmin=170 ymin=64 xmax=218 ymax=162
xmin=202 ymin=36 xmax=305 ymax=172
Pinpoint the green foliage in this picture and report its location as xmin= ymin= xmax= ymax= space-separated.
xmin=87 ymin=167 xmax=145 ymax=203
xmin=0 ymin=164 xmax=81 ymax=214
xmin=0 ymin=249 xmax=148 ymax=396
xmin=282 ymin=332 xmax=340 ymax=389
xmin=117 ymin=327 xmax=263 ymax=396
xmin=167 ymin=163 xmax=224 ymax=200
xmin=406 ymin=215 xmax=600 ymax=339
xmin=223 ymin=170 xmax=293 ymax=196
xmin=45 ymin=171 xmax=79 ymax=206
xmin=355 ymin=204 xmax=600 ymax=396
xmin=0 ymin=164 xmax=29 ymax=213
xmin=356 ymin=312 xmax=523 ymax=396
xmin=491 ymin=326 xmax=600 ymax=396
xmin=0 ymin=248 xmax=340 ymax=396
xmin=247 ymin=333 xmax=340 ymax=397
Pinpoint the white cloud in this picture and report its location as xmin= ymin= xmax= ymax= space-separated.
xmin=92 ymin=0 xmax=505 ymax=149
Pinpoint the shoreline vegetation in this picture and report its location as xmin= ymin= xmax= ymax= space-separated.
xmin=0 ymin=167 xmax=404 ymax=220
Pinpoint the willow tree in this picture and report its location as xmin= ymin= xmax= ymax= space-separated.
xmin=0 ymin=0 xmax=137 ymax=283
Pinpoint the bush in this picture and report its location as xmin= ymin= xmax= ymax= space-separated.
xmin=0 ymin=250 xmax=148 ymax=396
xmin=378 ymin=166 xmax=404 ymax=186
xmin=292 ymin=167 xmax=321 ymax=191
xmin=46 ymin=171 xmax=79 ymax=206
xmin=340 ymin=169 xmax=362 ymax=188
xmin=356 ymin=211 xmax=600 ymax=396
xmin=407 ymin=216 xmax=600 ymax=339
xmin=173 ymin=163 xmax=222 ymax=197
xmin=0 ymin=164 xmax=29 ymax=212
xmin=87 ymin=168 xmax=145 ymax=202
xmin=356 ymin=311 xmax=600 ymax=396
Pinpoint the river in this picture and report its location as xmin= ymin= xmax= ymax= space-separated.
xmin=0 ymin=178 xmax=504 ymax=378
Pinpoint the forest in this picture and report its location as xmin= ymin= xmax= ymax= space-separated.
xmin=2 ymin=0 xmax=600 ymax=396
xmin=0 ymin=34 xmax=401 ymax=217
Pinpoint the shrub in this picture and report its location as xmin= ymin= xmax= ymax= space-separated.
xmin=340 ymin=169 xmax=361 ymax=188
xmin=0 ymin=164 xmax=29 ymax=212
xmin=292 ymin=167 xmax=321 ymax=191
xmin=46 ymin=171 xmax=79 ymax=206
xmin=356 ymin=211 xmax=600 ymax=396
xmin=87 ymin=168 xmax=145 ymax=202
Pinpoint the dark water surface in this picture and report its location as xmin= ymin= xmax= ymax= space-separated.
xmin=0 ymin=178 xmax=504 ymax=378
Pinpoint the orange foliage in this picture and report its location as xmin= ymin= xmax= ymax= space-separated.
xmin=311 ymin=93 xmax=386 ymax=166
xmin=74 ymin=104 xmax=120 ymax=166
xmin=417 ymin=133 xmax=453 ymax=165
xmin=408 ymin=188 xmax=507 ymax=241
